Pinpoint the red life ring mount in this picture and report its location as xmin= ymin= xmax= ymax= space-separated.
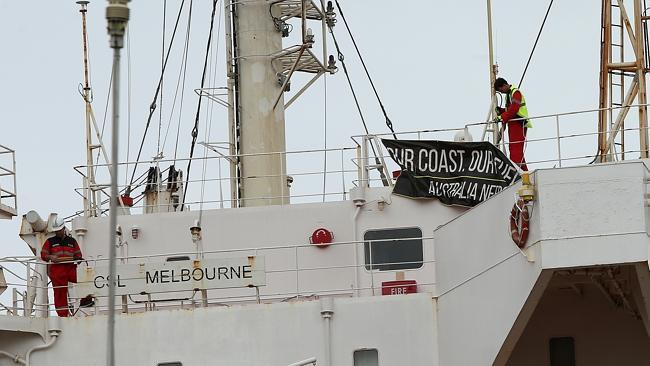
xmin=310 ymin=228 xmax=333 ymax=248
xmin=510 ymin=172 xmax=535 ymax=248
xmin=510 ymin=198 xmax=530 ymax=248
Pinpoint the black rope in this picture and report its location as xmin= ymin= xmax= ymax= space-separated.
xmin=159 ymin=0 xmax=167 ymax=156
xmin=329 ymin=29 xmax=370 ymax=135
xmin=335 ymin=0 xmax=396 ymax=139
xmin=328 ymin=25 xmax=390 ymax=186
xmin=129 ymin=0 xmax=186 ymax=187
xmin=518 ymin=0 xmax=554 ymax=89
xmin=182 ymin=0 xmax=219 ymax=210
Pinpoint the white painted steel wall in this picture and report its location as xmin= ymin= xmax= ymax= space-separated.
xmin=435 ymin=181 xmax=545 ymax=366
xmin=1 ymin=294 xmax=438 ymax=366
xmin=535 ymin=161 xmax=650 ymax=268
xmin=70 ymin=187 xmax=463 ymax=307
xmin=434 ymin=159 xmax=650 ymax=365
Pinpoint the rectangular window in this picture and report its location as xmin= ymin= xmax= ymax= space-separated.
xmin=354 ymin=349 xmax=378 ymax=366
xmin=364 ymin=227 xmax=423 ymax=271
xmin=549 ymin=337 xmax=575 ymax=366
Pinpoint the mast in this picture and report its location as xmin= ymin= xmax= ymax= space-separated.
xmin=77 ymin=0 xmax=111 ymax=216
xmin=78 ymin=1 xmax=97 ymax=216
xmin=225 ymin=0 xmax=335 ymax=207
xmin=230 ymin=1 xmax=288 ymax=207
xmin=597 ymin=0 xmax=649 ymax=161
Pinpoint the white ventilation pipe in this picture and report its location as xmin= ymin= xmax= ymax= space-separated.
xmin=287 ymin=357 xmax=317 ymax=366
xmin=0 ymin=350 xmax=23 ymax=364
xmin=320 ymin=297 xmax=334 ymax=366
xmin=351 ymin=206 xmax=362 ymax=296
xmin=25 ymin=211 xmax=47 ymax=233
xmin=25 ymin=317 xmax=62 ymax=366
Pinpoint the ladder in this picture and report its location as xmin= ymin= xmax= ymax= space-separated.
xmin=608 ymin=2 xmax=633 ymax=160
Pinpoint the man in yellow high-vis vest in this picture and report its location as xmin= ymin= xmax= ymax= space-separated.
xmin=494 ymin=77 xmax=531 ymax=171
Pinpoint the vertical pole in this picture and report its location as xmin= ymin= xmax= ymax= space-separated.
xmin=78 ymin=1 xmax=95 ymax=216
xmin=635 ymin=0 xmax=649 ymax=157
xmin=599 ymin=0 xmax=612 ymax=161
xmin=108 ymin=40 xmax=120 ymax=366
xmin=360 ymin=137 xmax=368 ymax=188
xmin=619 ymin=8 xmax=626 ymax=160
xmin=224 ymin=0 xmax=239 ymax=207
xmin=295 ymin=246 xmax=300 ymax=297
xmin=369 ymin=239 xmax=374 ymax=295
xmin=555 ymin=115 xmax=562 ymax=167
xmin=106 ymin=2 xmax=129 ymax=366
xmin=486 ymin=0 xmax=498 ymax=144
xmin=340 ymin=148 xmax=346 ymax=201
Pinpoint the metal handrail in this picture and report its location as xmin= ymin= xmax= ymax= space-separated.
xmin=67 ymin=104 xmax=650 ymax=215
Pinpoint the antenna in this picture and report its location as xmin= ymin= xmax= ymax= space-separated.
xmin=77 ymin=0 xmax=111 ymax=217
xmin=482 ymin=0 xmax=501 ymax=147
xmin=598 ymin=0 xmax=650 ymax=161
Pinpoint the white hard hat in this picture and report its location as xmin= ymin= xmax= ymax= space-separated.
xmin=454 ymin=129 xmax=473 ymax=142
xmin=52 ymin=218 xmax=66 ymax=232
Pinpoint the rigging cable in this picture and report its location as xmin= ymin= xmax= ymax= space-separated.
xmin=182 ymin=0 xmax=220 ymax=210
xmin=518 ymin=0 xmax=554 ymax=88
xmin=93 ymin=63 xmax=114 ymax=179
xmin=128 ymin=0 xmax=187 ymax=187
xmin=161 ymin=0 xmax=194 ymax=160
xmin=328 ymin=28 xmax=370 ymax=135
xmin=327 ymin=25 xmax=390 ymax=187
xmin=158 ymin=0 xmax=168 ymax=158
xmin=334 ymin=0 xmax=397 ymax=139
xmin=199 ymin=2 xmax=222 ymax=222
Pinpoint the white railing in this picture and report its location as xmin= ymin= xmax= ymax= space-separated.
xmin=71 ymin=105 xmax=649 ymax=215
xmin=0 ymin=236 xmax=434 ymax=317
xmin=0 ymin=144 xmax=17 ymax=215
xmin=73 ymin=145 xmax=361 ymax=216
xmin=353 ymin=104 xmax=650 ymax=187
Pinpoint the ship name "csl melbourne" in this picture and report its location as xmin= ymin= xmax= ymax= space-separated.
xmin=145 ymin=265 xmax=253 ymax=284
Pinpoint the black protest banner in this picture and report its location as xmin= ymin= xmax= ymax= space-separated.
xmin=382 ymin=139 xmax=520 ymax=207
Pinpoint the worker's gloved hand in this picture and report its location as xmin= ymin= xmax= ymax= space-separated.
xmin=495 ymin=115 xmax=502 ymax=122
xmin=496 ymin=107 xmax=505 ymax=116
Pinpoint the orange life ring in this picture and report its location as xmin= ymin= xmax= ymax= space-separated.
xmin=510 ymin=198 xmax=530 ymax=248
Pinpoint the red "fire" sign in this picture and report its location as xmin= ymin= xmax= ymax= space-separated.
xmin=381 ymin=280 xmax=417 ymax=296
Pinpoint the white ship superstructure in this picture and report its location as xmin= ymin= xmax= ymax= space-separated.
xmin=1 ymin=1 xmax=650 ymax=366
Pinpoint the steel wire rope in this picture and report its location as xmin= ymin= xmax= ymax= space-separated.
xmin=158 ymin=0 xmax=167 ymax=158
xmin=182 ymin=0 xmax=220 ymax=210
xmin=128 ymin=0 xmax=187 ymax=187
xmin=518 ymin=0 xmax=554 ymax=88
xmin=334 ymin=0 xmax=397 ymax=139
xmin=327 ymin=29 xmax=370 ymax=136
xmin=327 ymin=23 xmax=389 ymax=186
xmin=93 ymin=64 xmax=113 ymax=182
xmin=199 ymin=4 xmax=222 ymax=221
xmin=161 ymin=0 xmax=194 ymax=159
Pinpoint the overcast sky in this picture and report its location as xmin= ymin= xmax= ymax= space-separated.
xmin=0 ymin=0 xmax=609 ymax=301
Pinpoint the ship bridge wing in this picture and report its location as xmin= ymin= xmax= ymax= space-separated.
xmin=434 ymin=159 xmax=650 ymax=365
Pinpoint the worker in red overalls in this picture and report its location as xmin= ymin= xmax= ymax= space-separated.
xmin=494 ymin=77 xmax=532 ymax=171
xmin=41 ymin=218 xmax=83 ymax=317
